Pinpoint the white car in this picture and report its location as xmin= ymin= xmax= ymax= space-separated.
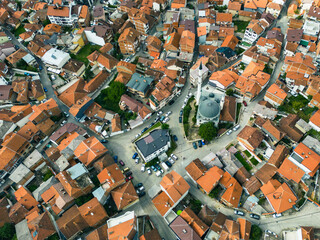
xmin=226 ymin=129 xmax=233 ymax=135
xmin=166 ymin=111 xmax=172 ymax=117
xmin=135 ymin=158 xmax=139 ymax=164
xmin=163 ymin=117 xmax=170 ymax=123
xmin=141 ymin=164 xmax=145 ymax=172
xmin=60 ymin=120 xmax=67 ymax=126
xmin=168 ymin=157 xmax=175 ymax=164
xmin=170 ymin=154 xmax=178 ymax=161
xmin=233 ymin=125 xmax=240 ymax=131
xmin=157 ymin=111 xmax=163 ymax=116
xmin=147 ymin=167 xmax=152 ymax=175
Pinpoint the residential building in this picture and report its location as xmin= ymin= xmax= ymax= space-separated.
xmin=84 ymin=25 xmax=112 ymax=46
xmin=185 ymin=158 xmax=207 ymax=185
xmin=126 ymin=73 xmax=154 ymax=98
xmin=264 ymin=83 xmax=287 ymax=107
xmin=243 ymin=20 xmax=265 ymax=45
xmin=179 ymin=30 xmax=195 ymax=53
xmin=309 ymin=109 xmax=320 ymax=131
xmin=261 ymin=119 xmax=286 ymax=144
xmin=220 ymin=96 xmax=237 ymax=123
xmin=266 ymin=2 xmax=282 ymax=18
xmin=209 ymin=69 xmax=238 ymax=90
xmin=197 ymin=166 xmax=224 ymax=194
xmin=41 ymin=48 xmax=70 ymax=68
xmin=244 ymin=0 xmax=268 ymax=13
xmin=27 ymin=212 xmax=56 ymax=240
xmin=118 ymin=27 xmax=140 ymax=55
xmin=135 ymin=129 xmax=170 ymax=162
xmin=279 ymin=114 xmax=304 ymax=142
xmin=128 ymin=8 xmax=155 ymax=34
xmin=169 ymin=216 xmax=201 ymax=240
xmin=98 ymin=163 xmax=126 ymax=193
xmin=220 ymin=176 xmax=242 ymax=208
xmin=237 ymin=126 xmax=264 ymax=152
xmin=78 ymin=197 xmax=108 ymax=227
xmin=180 ymin=207 xmax=209 ymax=237
xmin=62 ymin=59 xmax=86 ymax=77
xmin=107 ymin=211 xmax=138 ymax=240
xmin=164 ymin=32 xmax=180 ymax=52
xmin=111 ymin=181 xmax=139 ymax=210
xmin=146 ymin=35 xmax=162 ymax=59
xmin=69 ymin=96 xmax=94 ymax=119
xmin=308 ymin=92 xmax=320 ymax=109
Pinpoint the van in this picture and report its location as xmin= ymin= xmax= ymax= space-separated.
xmin=161 ymin=162 xmax=169 ymax=171
xmin=122 ymin=167 xmax=130 ymax=173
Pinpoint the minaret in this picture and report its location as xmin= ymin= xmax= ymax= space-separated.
xmin=196 ymin=61 xmax=203 ymax=106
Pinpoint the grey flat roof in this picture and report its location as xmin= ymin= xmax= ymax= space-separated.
xmin=126 ymin=73 xmax=154 ymax=94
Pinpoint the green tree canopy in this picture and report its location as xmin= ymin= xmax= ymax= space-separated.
xmin=250 ymin=225 xmax=262 ymax=240
xmin=226 ymin=88 xmax=234 ymax=96
xmin=161 ymin=123 xmax=169 ymax=129
xmin=0 ymin=223 xmax=15 ymax=240
xmin=199 ymin=122 xmax=217 ymax=141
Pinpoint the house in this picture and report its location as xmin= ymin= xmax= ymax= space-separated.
xmin=164 ymin=32 xmax=181 ymax=52
xmin=118 ymin=27 xmax=140 ymax=55
xmin=237 ymin=126 xmax=264 ymax=152
xmin=185 ymin=158 xmax=207 ymax=184
xmin=149 ymin=76 xmax=177 ymax=111
xmin=197 ymin=166 xmax=224 ymax=194
xmin=261 ymin=120 xmax=286 ymax=144
xmin=221 ymin=35 xmax=239 ymax=50
xmin=126 ymin=73 xmax=154 ymax=98
xmin=47 ymin=5 xmax=79 ymax=26
xmin=146 ymin=35 xmax=162 ymax=59
xmin=244 ymin=0 xmax=268 ymax=13
xmin=117 ymin=61 xmax=136 ymax=75
xmin=41 ymin=182 xmax=74 ymax=215
xmin=308 ymin=92 xmax=320 ymax=109
xmin=85 ymin=223 xmax=108 ymax=240
xmin=14 ymin=186 xmax=38 ymax=210
xmin=93 ymin=6 xmax=105 ymax=21
xmin=41 ymin=48 xmax=70 ymax=69
xmin=266 ymin=28 xmax=284 ymax=45
xmin=74 ymin=136 xmax=108 ymax=167
xmin=220 ymin=177 xmax=242 ymax=208
xmin=180 ymin=207 xmax=209 ymax=237
xmin=56 ymin=206 xmax=89 ymax=239
xmin=87 ymin=51 xmax=118 ymax=72
xmin=69 ymin=96 xmax=94 ymax=119
xmin=218 ymin=219 xmax=240 ymax=240
xmin=309 ymin=110 xmax=320 ymax=131
xmin=128 ymin=8 xmax=155 ymax=34
xmin=107 ymin=211 xmax=138 ymax=240
xmin=264 ymin=83 xmax=287 ymax=107
xmin=56 ymin=163 xmax=94 ymax=198
xmin=266 ymin=2 xmax=282 ymax=18
xmin=243 ymin=20 xmax=265 ymax=45
xmin=278 ymin=158 xmax=305 ymax=183
xmin=98 ymin=163 xmax=126 ymax=193
xmin=243 ymin=176 xmax=262 ymax=195
xmin=228 ymin=1 xmax=242 ymax=16
xmin=43 ymin=23 xmax=61 ymax=36
xmin=179 ymin=30 xmax=195 ymax=53
xmin=268 ymin=144 xmax=289 ymax=168
xmin=27 ymin=212 xmax=56 ymax=240
xmin=169 ymin=216 xmax=201 ymax=240
xmin=279 ymin=114 xmax=304 ymax=142
xmin=209 ymin=69 xmax=238 ymax=90
xmin=288 ymin=143 xmax=320 ymax=177
xmin=62 ymin=59 xmax=86 ymax=77
xmin=79 ymin=197 xmax=108 ymax=227
xmin=216 ymin=13 xmax=233 ymax=26
xmin=84 ymin=70 xmax=109 ymax=93
xmin=265 ymin=182 xmax=297 ymax=214
xmin=84 ymin=25 xmax=113 ymax=46
xmin=152 ymin=171 xmax=190 ymax=217
xmin=111 ymin=181 xmax=139 ymax=210
xmin=135 ymin=129 xmax=170 ymax=162
xmin=220 ymin=96 xmax=237 ymax=123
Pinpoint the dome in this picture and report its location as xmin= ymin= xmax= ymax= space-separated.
xmin=199 ymin=99 xmax=220 ymax=119
xmin=209 ymin=93 xmax=215 ymax=98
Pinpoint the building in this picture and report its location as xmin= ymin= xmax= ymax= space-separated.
xmin=47 ymin=5 xmax=79 ymax=26
xmin=179 ymin=30 xmax=195 ymax=53
xmin=78 ymin=197 xmax=108 ymax=227
xmin=209 ymin=69 xmax=238 ymax=90
xmin=135 ymin=129 xmax=170 ymax=162
xmin=185 ymin=159 xmax=207 ymax=184
xmin=169 ymin=216 xmax=201 ymax=240
xmin=237 ymin=126 xmax=264 ymax=152
xmin=118 ymin=27 xmax=140 ymax=55
xmin=107 ymin=211 xmax=138 ymax=240
xmin=180 ymin=207 xmax=209 ymax=237
xmin=111 ymin=181 xmax=139 ymax=210
xmin=264 ymin=83 xmax=287 ymax=107
xmin=98 ymin=163 xmax=126 ymax=193
xmin=309 ymin=110 xmax=320 ymax=131
xmin=41 ymin=48 xmax=70 ymax=68
xmin=190 ymin=58 xmax=209 ymax=87
xmin=126 ymin=73 xmax=154 ymax=98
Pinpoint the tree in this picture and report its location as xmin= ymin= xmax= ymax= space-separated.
xmin=226 ymin=89 xmax=234 ymax=96
xmin=0 ymin=223 xmax=15 ymax=240
xmin=250 ymin=225 xmax=262 ymax=240
xmin=161 ymin=123 xmax=169 ymax=129
xmin=114 ymin=33 xmax=120 ymax=42
xmin=199 ymin=122 xmax=217 ymax=141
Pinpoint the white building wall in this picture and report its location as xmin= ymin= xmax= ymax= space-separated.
xmin=84 ymin=31 xmax=105 ymax=46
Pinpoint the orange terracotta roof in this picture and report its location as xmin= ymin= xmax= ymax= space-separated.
xmin=221 ymin=35 xmax=239 ymax=50
xmin=209 ymin=70 xmax=237 ymax=88
xmin=197 ymin=26 xmax=207 ymax=37
xmin=57 ymin=132 xmax=79 ymax=151
xmin=79 ymin=198 xmax=108 ymax=227
xmin=27 ymin=212 xmax=56 ymax=240
xmin=74 ymin=136 xmax=108 ymax=166
xmin=43 ymin=23 xmax=61 ymax=33
xmin=266 ymin=182 xmax=297 ymax=213
xmin=111 ymin=181 xmax=139 ymax=210
xmin=152 ymin=191 xmax=174 ymax=216
xmin=216 ymin=13 xmax=232 ymax=23
xmin=237 ymin=218 xmax=251 ymax=240
xmin=14 ymin=186 xmax=38 ymax=210
xmin=309 ymin=109 xmax=320 ymax=127
xmin=180 ymin=207 xmax=209 ymax=237
xmin=197 ymin=166 xmax=224 ymax=194
xmin=179 ymin=30 xmax=195 ymax=49
xmin=278 ymin=158 xmax=305 ymax=183
xmin=294 ymin=143 xmax=320 ymax=176
xmin=262 ymin=120 xmax=286 ymax=141
xmin=266 ymin=83 xmax=287 ymax=100
xmin=260 ymin=179 xmax=282 ymax=196
xmin=97 ymin=163 xmax=125 ymax=185
xmin=185 ymin=159 xmax=207 ymax=182
xmin=47 ymin=5 xmax=69 ymax=17
xmin=220 ymin=178 xmax=242 ymax=208
xmin=150 ymin=59 xmax=167 ymax=72
xmin=107 ymin=212 xmax=137 ymax=239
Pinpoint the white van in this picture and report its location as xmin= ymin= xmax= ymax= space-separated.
xmin=161 ymin=162 xmax=169 ymax=171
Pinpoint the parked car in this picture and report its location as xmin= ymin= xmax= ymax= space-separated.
xmin=233 ymin=125 xmax=240 ymax=131
xmin=125 ymin=171 xmax=132 ymax=177
xmin=60 ymin=120 xmax=67 ymax=126
xmin=155 ymin=165 xmax=161 ymax=171
xmin=43 ymin=87 xmax=48 ymax=92
xmin=132 ymin=153 xmax=138 ymax=159
xmin=154 ymin=116 xmax=160 ymax=122
xmin=234 ymin=210 xmax=245 ymax=216
xmin=121 ymin=167 xmax=130 ymax=173
xmin=180 ymin=110 xmax=183 ymax=117
xmin=249 ymin=213 xmax=260 ymax=220
xmin=243 ymin=101 xmax=247 ymax=107
xmin=149 ymin=122 xmax=155 ymax=128
xmin=141 ymin=127 xmax=148 ymax=133
xmin=193 ymin=142 xmax=198 ymax=149
xmin=173 ymin=135 xmax=178 ymax=141
xmin=157 ymin=111 xmax=163 ymax=116
xmin=39 ymin=65 xmax=43 ymax=70
xmin=101 ymin=139 xmax=108 ymax=143
xmin=198 ymin=140 xmax=202 ymax=148
xmin=126 ymin=176 xmax=133 ymax=181
xmin=135 ymin=158 xmax=139 ymax=164
xmin=141 ymin=164 xmax=145 ymax=172
xmin=119 ymin=160 xmax=125 ymax=166
xmin=166 ymin=111 xmax=172 ymax=117
xmin=168 ymin=157 xmax=175 ymax=165
xmin=170 ymin=154 xmax=178 ymax=161
xmin=273 ymin=213 xmax=282 ymax=218
xmin=138 ymin=191 xmax=146 ymax=197
xmin=165 ymin=161 xmax=172 ymax=168
xmin=147 ymin=167 xmax=152 ymax=175
xmin=113 ymin=156 xmax=118 ymax=163
xmin=266 ymin=230 xmax=278 ymax=237
xmin=64 ymin=112 xmax=69 ymax=118
xmin=163 ymin=117 xmax=169 ymax=123
xmin=179 ymin=117 xmax=182 ymax=123
xmin=169 ymin=100 xmax=174 ymax=105
xmin=226 ymin=129 xmax=233 ymax=135
xmin=151 ymin=165 xmax=157 ymax=172
xmin=160 ymin=116 xmax=165 ymax=122
xmin=201 ymin=140 xmax=205 ymax=145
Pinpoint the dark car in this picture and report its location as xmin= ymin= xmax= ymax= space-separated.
xmin=125 ymin=171 xmax=132 ymax=177
xmin=169 ymin=100 xmax=175 ymax=105
xmin=193 ymin=142 xmax=198 ymax=149
xmin=126 ymin=176 xmax=133 ymax=181
xmin=179 ymin=116 xmax=182 ymax=123
xmin=39 ymin=65 xmax=43 ymax=70
xmin=149 ymin=122 xmax=155 ymax=128
xmin=250 ymin=213 xmax=260 ymax=220
xmin=154 ymin=116 xmax=160 ymax=122
xmin=43 ymin=87 xmax=48 ymax=92
xmin=180 ymin=110 xmax=183 ymax=117
xmin=141 ymin=127 xmax=148 ymax=133
xmin=101 ymin=139 xmax=108 ymax=143
xmin=198 ymin=140 xmax=202 ymax=148
xmin=243 ymin=101 xmax=247 ymax=107
xmin=173 ymin=135 xmax=178 ymax=141
xmin=234 ymin=210 xmax=245 ymax=216
xmin=119 ymin=160 xmax=125 ymax=166
xmin=138 ymin=191 xmax=146 ymax=197
xmin=165 ymin=161 xmax=172 ymax=168
xmin=132 ymin=153 xmax=138 ymax=159
xmin=113 ymin=156 xmax=118 ymax=163
xmin=135 ymin=183 xmax=143 ymax=188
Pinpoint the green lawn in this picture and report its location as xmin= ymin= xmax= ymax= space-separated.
xmin=244 ymin=150 xmax=251 ymax=157
xmin=234 ymin=20 xmax=250 ymax=33
xmin=250 ymin=157 xmax=259 ymax=166
xmin=278 ymin=95 xmax=317 ymax=121
xmin=71 ymin=44 xmax=101 ymax=65
xmin=14 ymin=25 xmax=26 ymax=37
xmin=234 ymin=152 xmax=252 ymax=171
